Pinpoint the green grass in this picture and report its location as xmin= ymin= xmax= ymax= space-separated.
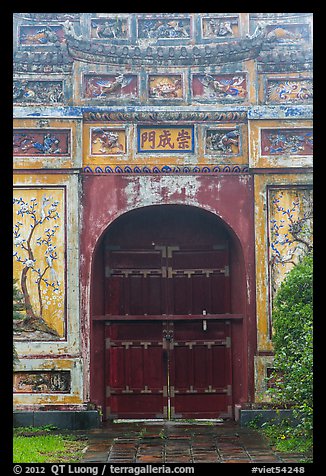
xmin=13 ymin=427 xmax=87 ymax=463
xmin=247 ymin=420 xmax=313 ymax=462
xmin=261 ymin=423 xmax=313 ymax=454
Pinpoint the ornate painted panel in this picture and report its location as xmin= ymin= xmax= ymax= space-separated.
xmin=205 ymin=128 xmax=241 ymax=155
xmin=90 ymin=128 xmax=127 ymax=155
xmin=13 ymin=80 xmax=64 ymax=104
xmin=13 ymin=188 xmax=66 ymax=340
xmin=201 ymin=16 xmax=239 ymax=38
xmin=261 ymin=128 xmax=313 ymax=156
xmin=268 ymin=187 xmax=313 ymax=301
xmin=13 ymin=371 xmax=71 ymax=393
xmin=90 ymin=18 xmax=129 ymax=39
xmin=192 ymin=73 xmax=247 ymax=101
xmin=148 ymin=75 xmax=183 ymax=99
xmin=266 ymin=78 xmax=313 ymax=104
xmin=137 ymin=126 xmax=194 ymax=153
xmin=13 ymin=129 xmax=70 ymax=156
xmin=137 ymin=17 xmax=191 ymax=39
xmin=19 ymin=25 xmax=65 ymax=46
xmin=265 ymin=23 xmax=311 ymax=43
xmin=83 ymin=74 xmax=138 ymax=99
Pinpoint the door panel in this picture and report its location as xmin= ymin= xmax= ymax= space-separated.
xmin=105 ymin=322 xmax=166 ymax=418
xmin=169 ymin=248 xmax=230 ymax=315
xmin=105 ymin=319 xmax=232 ymax=419
xmin=105 ymin=249 xmax=166 ymax=316
xmin=170 ymin=321 xmax=232 ymax=419
xmin=104 ymin=243 xmax=232 ymax=419
xmin=105 ymin=245 xmax=230 ymax=316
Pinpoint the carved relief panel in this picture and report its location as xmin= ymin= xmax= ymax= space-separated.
xmin=264 ymin=23 xmax=311 ymax=44
xmin=261 ymin=128 xmax=313 ymax=156
xmin=13 ymin=80 xmax=65 ymax=104
xmin=201 ymin=16 xmax=239 ymax=39
xmin=266 ymin=78 xmax=313 ymax=104
xmin=258 ymin=74 xmax=313 ymax=105
xmin=90 ymin=127 xmax=127 ymax=155
xmin=137 ymin=17 xmax=191 ymax=39
xmin=13 ymin=371 xmax=71 ymax=393
xmin=90 ymin=17 xmax=130 ymax=40
xmin=13 ymin=129 xmax=70 ymax=157
xmin=83 ymin=73 xmax=138 ymax=100
xmin=204 ymin=127 xmax=241 ymax=156
xmin=249 ymin=121 xmax=313 ymax=169
xmin=19 ymin=25 xmax=65 ymax=46
xmin=148 ymin=74 xmax=184 ymax=100
xmin=192 ymin=73 xmax=247 ymax=102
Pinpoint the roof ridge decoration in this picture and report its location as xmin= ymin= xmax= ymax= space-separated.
xmin=82 ymin=110 xmax=248 ymax=122
xmin=63 ymin=21 xmax=268 ymax=66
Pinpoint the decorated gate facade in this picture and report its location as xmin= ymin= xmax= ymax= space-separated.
xmin=13 ymin=13 xmax=312 ymax=419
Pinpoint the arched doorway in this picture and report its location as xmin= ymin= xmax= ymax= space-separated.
xmin=90 ymin=204 xmax=247 ymax=420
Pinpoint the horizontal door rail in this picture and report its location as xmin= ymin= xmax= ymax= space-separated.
xmin=93 ymin=313 xmax=243 ymax=321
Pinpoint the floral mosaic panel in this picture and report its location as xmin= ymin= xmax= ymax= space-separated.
xmin=268 ymin=187 xmax=313 ymax=301
xmin=261 ymin=128 xmax=313 ymax=156
xmin=205 ymin=128 xmax=240 ymax=155
xmin=266 ymin=79 xmax=313 ymax=104
xmin=192 ymin=73 xmax=247 ymax=101
xmin=13 ymin=188 xmax=66 ymax=340
xmin=137 ymin=18 xmax=191 ymax=39
xmin=19 ymin=25 xmax=65 ymax=45
xmin=13 ymin=371 xmax=71 ymax=393
xmin=13 ymin=80 xmax=64 ymax=104
xmin=13 ymin=129 xmax=70 ymax=156
xmin=148 ymin=75 xmax=183 ymax=99
xmin=201 ymin=16 xmax=239 ymax=38
xmin=90 ymin=18 xmax=129 ymax=39
xmin=83 ymin=74 xmax=138 ymax=99
xmin=91 ymin=128 xmax=127 ymax=155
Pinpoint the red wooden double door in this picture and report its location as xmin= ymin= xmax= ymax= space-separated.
xmin=103 ymin=207 xmax=233 ymax=419
xmin=105 ymin=319 xmax=232 ymax=419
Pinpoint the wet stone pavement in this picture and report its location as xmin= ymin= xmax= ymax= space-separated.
xmin=77 ymin=420 xmax=308 ymax=464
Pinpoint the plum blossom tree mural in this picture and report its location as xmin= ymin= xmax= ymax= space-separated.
xmin=269 ymin=188 xmax=313 ymax=301
xmin=13 ymin=193 xmax=64 ymax=338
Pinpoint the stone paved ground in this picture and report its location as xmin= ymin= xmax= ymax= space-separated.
xmin=78 ymin=421 xmax=309 ymax=464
